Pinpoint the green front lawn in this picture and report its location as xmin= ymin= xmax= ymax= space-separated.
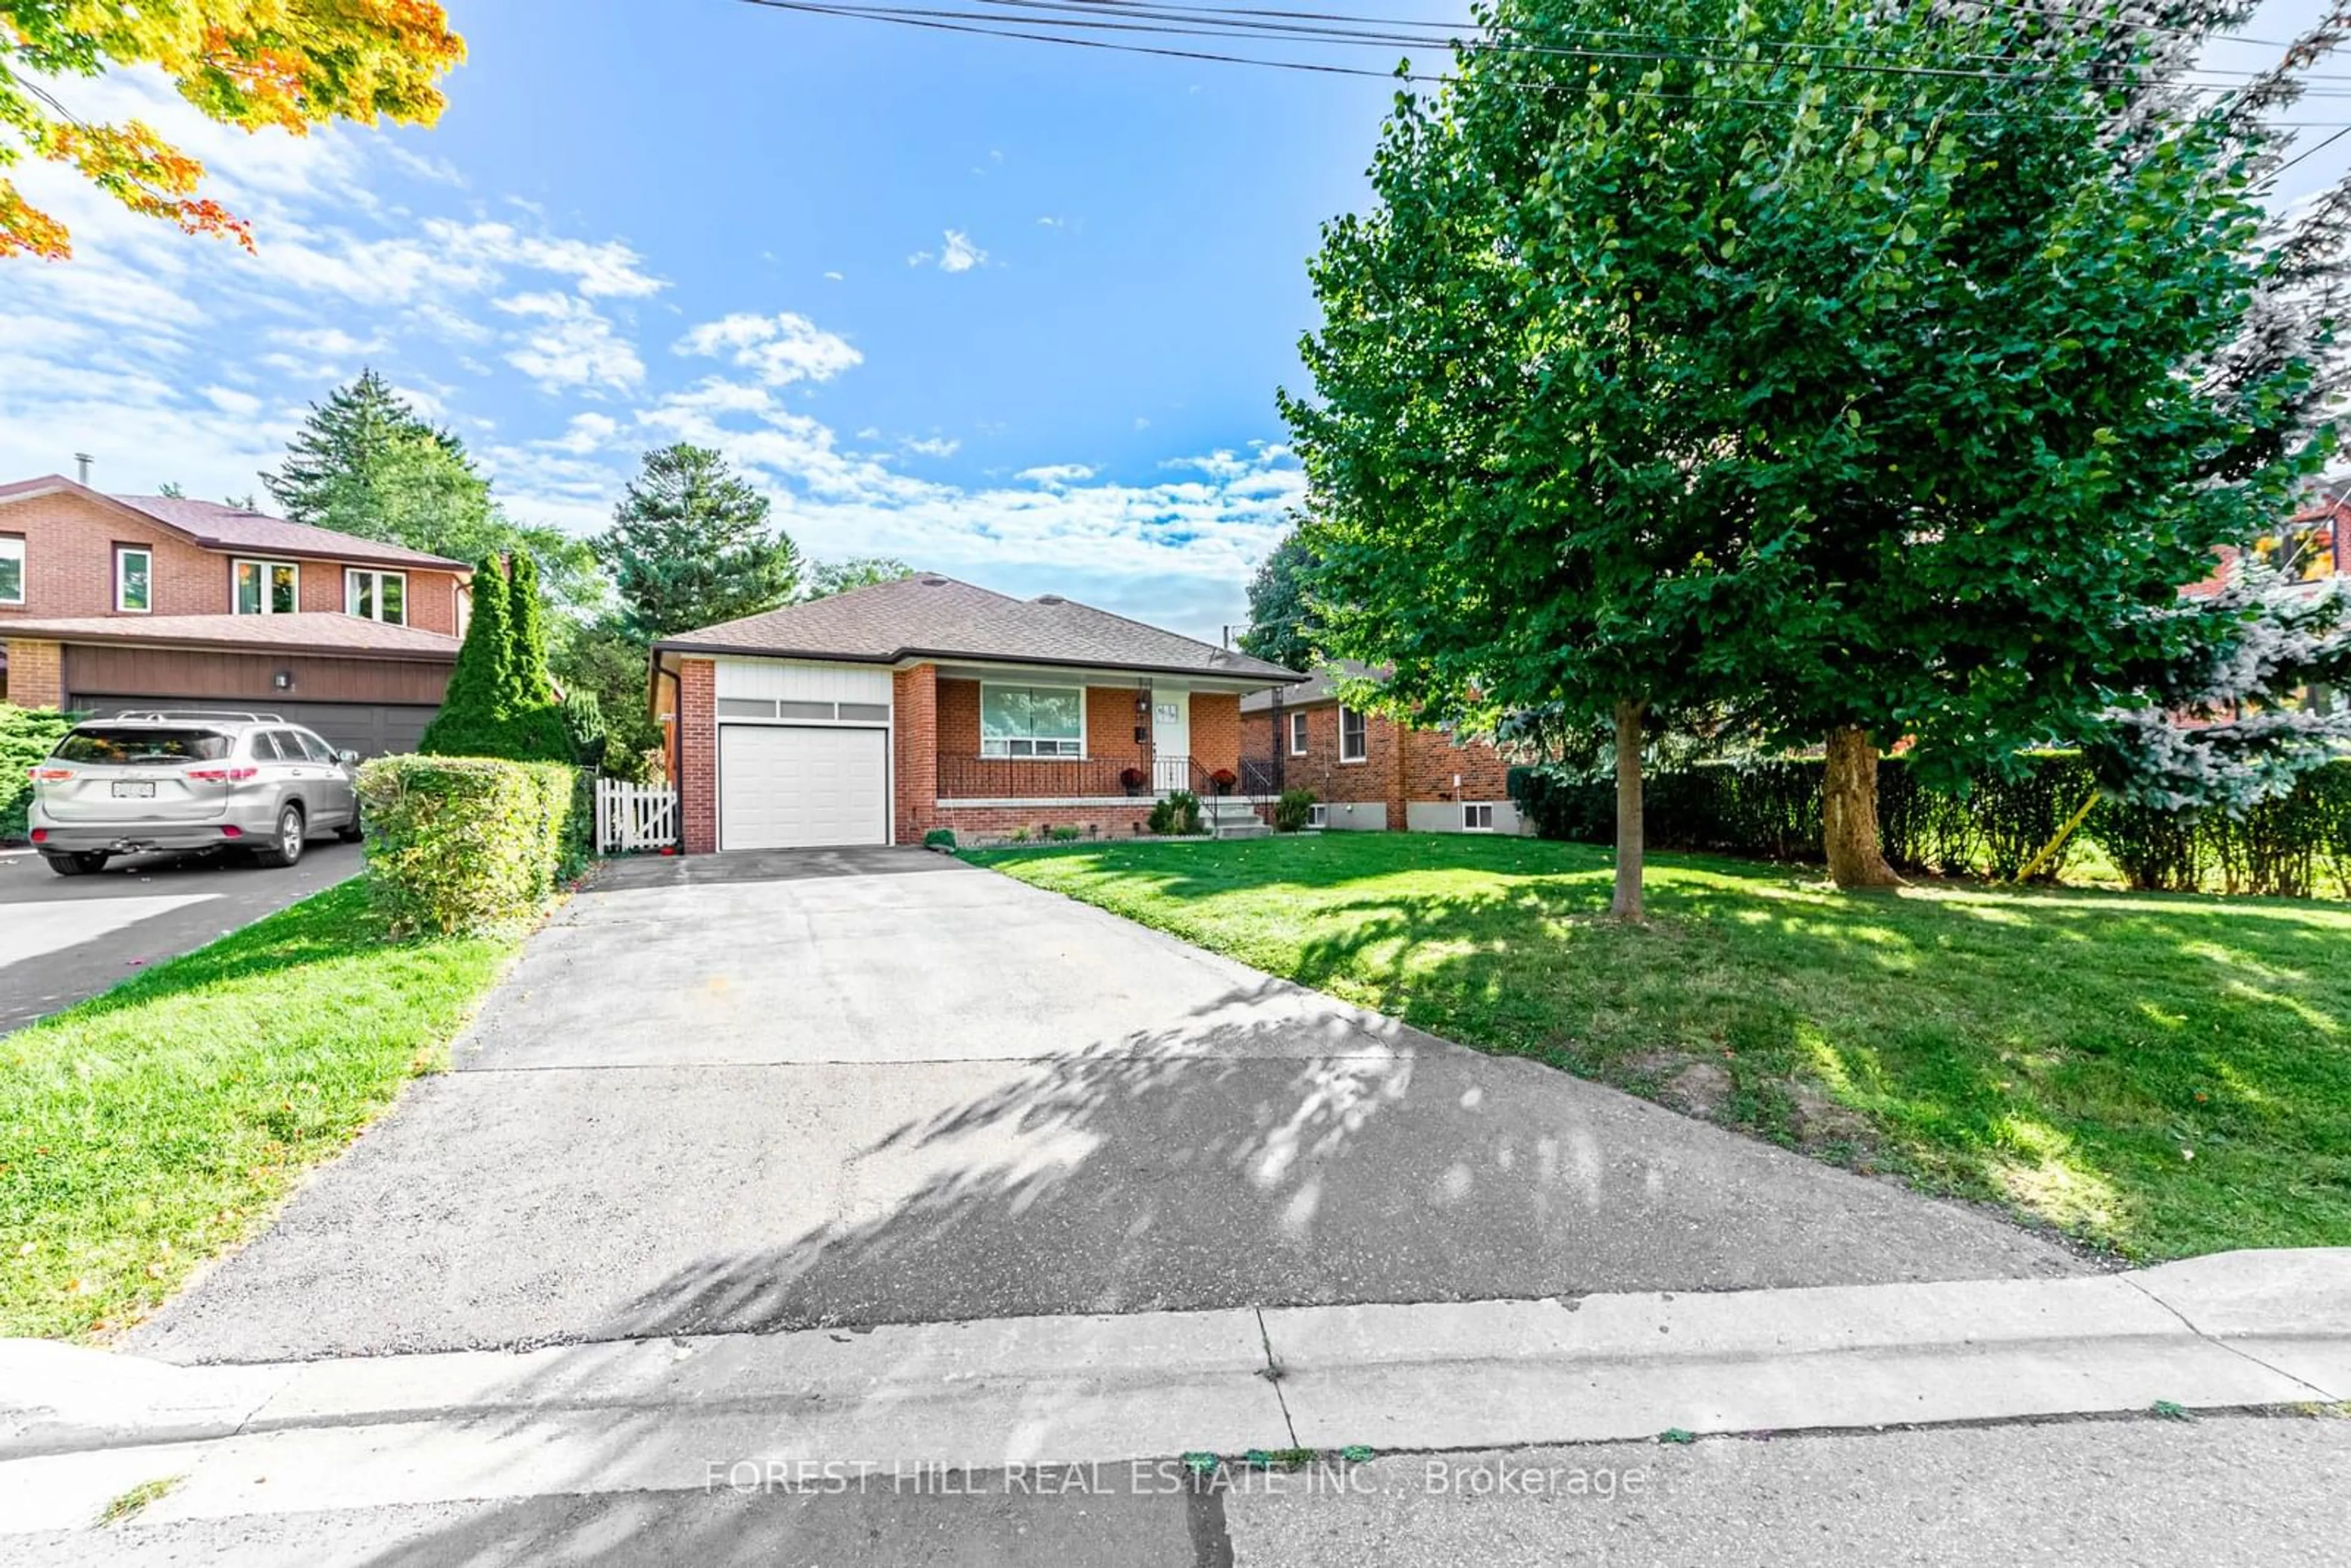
xmin=973 ymin=833 xmax=2351 ymax=1261
xmin=1 ymin=879 xmax=523 ymax=1339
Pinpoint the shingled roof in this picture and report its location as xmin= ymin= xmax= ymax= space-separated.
xmin=0 ymin=613 xmax=462 ymax=661
xmin=0 ymin=476 xmax=472 ymax=572
xmin=1239 ymin=659 xmax=1386 ymax=712
xmin=657 ymin=574 xmax=1302 ymax=683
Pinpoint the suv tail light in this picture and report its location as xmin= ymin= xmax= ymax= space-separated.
xmin=186 ymin=766 xmax=260 ymax=782
xmin=26 ymin=768 xmax=70 ymax=781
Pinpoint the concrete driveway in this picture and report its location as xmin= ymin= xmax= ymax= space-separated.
xmin=131 ymin=847 xmax=2080 ymax=1363
xmin=0 ymin=841 xmax=362 ymax=1032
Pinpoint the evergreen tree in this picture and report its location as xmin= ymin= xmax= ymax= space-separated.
xmin=505 ymin=551 xmax=555 ymax=707
xmin=263 ymin=370 xmax=454 ymax=528
xmin=598 ymin=445 xmax=801 ymax=640
xmin=418 ymin=556 xmax=574 ymax=762
xmin=803 ymin=557 xmax=913 ymax=600
xmin=418 ymin=557 xmax=516 ymax=758
xmin=1235 ymin=532 xmax=1319 ymax=673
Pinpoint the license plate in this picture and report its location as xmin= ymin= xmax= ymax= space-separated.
xmin=111 ymin=781 xmax=156 ymax=799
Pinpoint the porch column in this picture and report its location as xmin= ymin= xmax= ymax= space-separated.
xmin=678 ymin=658 xmax=717 ymax=854
xmin=894 ymin=663 xmax=938 ymax=844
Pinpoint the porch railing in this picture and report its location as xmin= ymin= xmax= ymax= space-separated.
xmin=1238 ymin=757 xmax=1281 ymax=798
xmin=938 ymin=754 xmax=1139 ymax=800
xmin=1152 ymin=754 xmax=1193 ymax=796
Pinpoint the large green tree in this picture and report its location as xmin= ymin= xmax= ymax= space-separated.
xmin=1285 ymin=0 xmax=2347 ymax=909
xmin=803 ymin=556 xmax=913 ymax=600
xmin=1235 ymin=532 xmax=1320 ymax=673
xmin=598 ymin=444 xmax=801 ymax=640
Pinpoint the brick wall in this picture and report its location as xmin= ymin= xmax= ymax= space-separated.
xmin=1401 ymin=725 xmax=1512 ymax=803
xmin=0 ymin=489 xmax=465 ymax=629
xmin=1086 ymin=685 xmax=1148 ymax=770
xmin=893 ymin=663 xmax=939 ymax=844
xmin=6 ymin=638 xmax=61 ymax=707
xmin=679 ymin=658 xmax=716 ymax=854
xmin=1190 ymin=692 xmax=1241 ymax=776
xmin=1244 ymin=699 xmax=1511 ymax=824
xmin=935 ymin=803 xmax=1159 ymax=841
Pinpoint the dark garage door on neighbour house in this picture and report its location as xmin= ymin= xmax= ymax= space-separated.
xmin=66 ymin=694 xmax=442 ymax=758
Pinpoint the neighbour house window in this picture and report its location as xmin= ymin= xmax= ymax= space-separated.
xmin=1463 ymin=803 xmax=1496 ymax=831
xmin=1307 ymin=803 xmax=1328 ymax=828
xmin=234 ymin=559 xmax=299 ymax=615
xmin=1339 ymin=705 xmax=1368 ymax=763
xmin=115 ymin=546 xmax=152 ymax=613
xmin=2258 ymin=523 xmax=2341 ymax=582
xmin=0 ymin=535 xmax=23 ymax=606
xmin=981 ymin=684 xmax=1084 ymax=757
xmin=345 ymin=568 xmax=407 ymax=625
xmin=1289 ymin=711 xmax=1309 ymax=756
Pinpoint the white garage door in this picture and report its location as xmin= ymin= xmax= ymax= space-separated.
xmin=719 ymin=725 xmax=889 ymax=849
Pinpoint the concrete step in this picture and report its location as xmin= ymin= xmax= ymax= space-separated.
xmin=1213 ymin=821 xmax=1271 ymax=840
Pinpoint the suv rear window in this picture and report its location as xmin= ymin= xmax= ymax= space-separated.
xmin=52 ymin=727 xmax=234 ymax=765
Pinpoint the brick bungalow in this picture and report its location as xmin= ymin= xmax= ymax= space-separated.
xmin=650 ymin=574 xmax=1301 ymax=852
xmin=1239 ymin=661 xmax=1524 ymax=833
xmin=0 ymin=474 xmax=470 ymax=754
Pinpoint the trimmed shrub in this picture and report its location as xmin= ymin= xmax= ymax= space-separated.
xmin=923 ymin=827 xmax=958 ymax=850
xmin=357 ymin=755 xmax=586 ymax=934
xmin=1148 ymin=790 xmax=1203 ymax=836
xmin=1505 ymin=752 xmax=2351 ymax=897
xmin=0 ymin=704 xmax=79 ymax=841
xmin=1273 ymin=787 xmax=1317 ymax=832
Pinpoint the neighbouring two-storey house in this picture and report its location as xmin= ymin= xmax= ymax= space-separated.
xmin=650 ymin=574 xmax=1301 ymax=852
xmin=0 ymin=475 xmax=471 ymax=754
xmin=1239 ymin=661 xmax=1526 ymax=834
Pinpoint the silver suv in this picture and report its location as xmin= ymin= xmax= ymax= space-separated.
xmin=26 ymin=711 xmax=363 ymax=876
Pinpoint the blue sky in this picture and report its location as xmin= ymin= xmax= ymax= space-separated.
xmin=3 ymin=0 xmax=2345 ymax=640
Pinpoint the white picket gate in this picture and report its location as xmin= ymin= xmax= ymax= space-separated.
xmin=594 ymin=777 xmax=679 ymax=854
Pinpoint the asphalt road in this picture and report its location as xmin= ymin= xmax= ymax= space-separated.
xmin=130 ymin=846 xmax=2077 ymax=1364
xmin=0 ymin=841 xmax=362 ymax=1032
xmin=18 ymin=1416 xmax=2349 ymax=1565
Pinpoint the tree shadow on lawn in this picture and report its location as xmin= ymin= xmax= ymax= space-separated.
xmin=997 ymin=837 xmax=2351 ymax=1259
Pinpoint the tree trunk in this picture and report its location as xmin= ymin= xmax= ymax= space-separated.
xmin=1613 ymin=698 xmax=1646 ymax=921
xmin=1822 ymin=726 xmax=1902 ymax=888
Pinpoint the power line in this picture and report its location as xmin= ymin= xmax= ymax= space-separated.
xmin=729 ymin=0 xmax=2351 ymax=121
xmin=2277 ymin=122 xmax=2351 ymax=174
xmin=760 ymin=0 xmax=2351 ymax=92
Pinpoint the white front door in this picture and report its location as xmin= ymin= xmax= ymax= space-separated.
xmin=719 ymin=725 xmax=890 ymax=849
xmin=1151 ymin=689 xmax=1190 ymax=793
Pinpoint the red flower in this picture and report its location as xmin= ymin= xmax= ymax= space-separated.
xmin=1211 ymin=768 xmax=1237 ymax=787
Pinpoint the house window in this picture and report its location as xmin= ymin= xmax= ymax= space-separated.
xmin=2259 ymin=523 xmax=2341 ymax=582
xmin=234 ymin=559 xmax=299 ymax=615
xmin=345 ymin=568 xmax=407 ymax=625
xmin=1339 ymin=705 xmax=1368 ymax=763
xmin=981 ymin=684 xmax=1084 ymax=757
xmin=1289 ymin=711 xmax=1310 ymax=756
xmin=1307 ymin=803 xmax=1327 ymax=828
xmin=1463 ymin=802 xmax=1496 ymax=831
xmin=0 ymin=536 xmax=24 ymax=606
xmin=114 ymin=546 xmax=152 ymax=612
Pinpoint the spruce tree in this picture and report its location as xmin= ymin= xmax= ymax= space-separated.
xmin=264 ymin=370 xmax=451 ymax=529
xmin=598 ymin=445 xmax=801 ymax=640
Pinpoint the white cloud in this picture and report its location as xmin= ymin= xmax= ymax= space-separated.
xmin=673 ymin=312 xmax=861 ymax=388
xmin=424 ymin=220 xmax=666 ymax=298
xmin=495 ymin=292 xmax=645 ymax=394
xmin=902 ymin=436 xmax=961 ymax=459
xmin=268 ymin=326 xmax=389 ymax=359
xmin=939 ymin=230 xmax=986 ymax=273
xmin=1018 ymin=463 xmax=1095 ymax=486
xmin=1038 ymin=216 xmax=1065 ymax=229
xmin=824 ymin=270 xmax=845 ymax=282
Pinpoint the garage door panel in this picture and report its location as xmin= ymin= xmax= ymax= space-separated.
xmin=720 ymin=725 xmax=888 ymax=850
xmin=67 ymin=694 xmax=438 ymax=757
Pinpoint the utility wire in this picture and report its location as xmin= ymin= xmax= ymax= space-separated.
xmin=730 ymin=0 xmax=2351 ymax=120
xmin=2276 ymin=121 xmax=2351 ymax=174
xmin=775 ymin=0 xmax=2351 ymax=92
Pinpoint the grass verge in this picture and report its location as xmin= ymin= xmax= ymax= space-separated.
xmin=971 ymin=833 xmax=2351 ymax=1260
xmin=1 ymin=879 xmax=524 ymax=1340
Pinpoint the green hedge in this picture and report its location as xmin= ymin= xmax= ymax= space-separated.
xmin=1508 ymin=754 xmax=2351 ymax=897
xmin=0 ymin=705 xmax=79 ymax=841
xmin=356 ymin=756 xmax=588 ymax=935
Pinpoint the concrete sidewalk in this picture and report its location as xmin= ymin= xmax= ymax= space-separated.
xmin=7 ymin=1250 xmax=2344 ymax=1537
